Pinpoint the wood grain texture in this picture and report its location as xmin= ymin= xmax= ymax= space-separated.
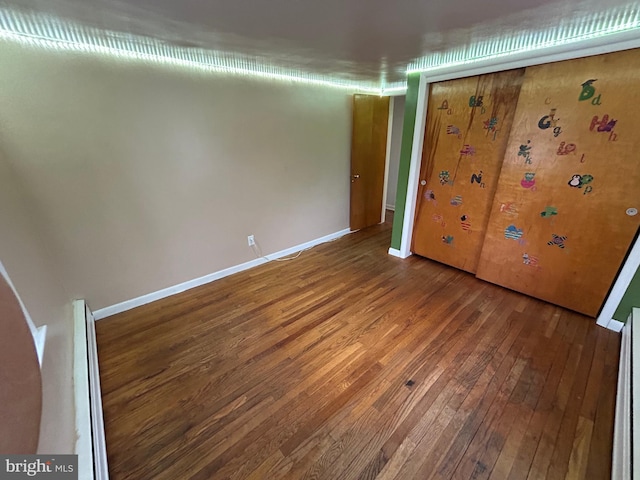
xmin=350 ymin=94 xmax=390 ymax=230
xmin=412 ymin=69 xmax=524 ymax=273
xmin=97 ymin=212 xmax=620 ymax=479
xmin=476 ymin=48 xmax=640 ymax=316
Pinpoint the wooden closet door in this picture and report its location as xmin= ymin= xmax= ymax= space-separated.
xmin=412 ymin=69 xmax=524 ymax=272
xmin=476 ymin=49 xmax=640 ymax=317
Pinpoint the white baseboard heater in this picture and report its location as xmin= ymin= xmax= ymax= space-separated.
xmin=73 ymin=300 xmax=109 ymax=480
xmin=613 ymin=307 xmax=639 ymax=479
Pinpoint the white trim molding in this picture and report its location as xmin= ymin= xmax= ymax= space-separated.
xmin=381 ymin=96 xmax=395 ymax=224
xmin=597 ymin=234 xmax=640 ymax=329
xmin=73 ymin=299 xmax=109 ymax=480
xmin=398 ymin=74 xmax=428 ymax=259
xmin=85 ymin=303 xmax=109 ymax=480
xmin=388 ymin=247 xmax=409 ymax=259
xmin=94 ymin=228 xmax=351 ymax=320
xmin=634 ymin=308 xmax=640 ymax=477
xmin=612 ymin=308 xmax=640 ymax=479
xmin=411 ymin=34 xmax=640 ymax=84
xmin=73 ymin=300 xmax=93 ymax=480
xmin=613 ymin=311 xmax=632 ymax=480
xmin=605 ymin=319 xmax=626 ymax=333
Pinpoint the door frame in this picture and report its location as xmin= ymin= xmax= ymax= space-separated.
xmin=380 ymin=90 xmax=407 ymax=223
xmin=381 ymin=96 xmax=395 ymax=224
xmin=393 ymin=32 xmax=640 ymax=329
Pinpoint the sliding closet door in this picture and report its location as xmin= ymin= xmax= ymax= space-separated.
xmin=476 ymin=49 xmax=640 ymax=317
xmin=412 ymin=69 xmax=524 ymax=273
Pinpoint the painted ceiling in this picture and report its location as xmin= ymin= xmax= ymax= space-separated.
xmin=0 ymin=0 xmax=639 ymax=91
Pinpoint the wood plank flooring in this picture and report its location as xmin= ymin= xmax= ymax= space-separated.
xmin=96 ymin=214 xmax=620 ymax=479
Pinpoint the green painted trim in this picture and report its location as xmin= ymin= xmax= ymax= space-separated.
xmin=613 ymin=265 xmax=640 ymax=322
xmin=391 ymin=73 xmax=421 ymax=250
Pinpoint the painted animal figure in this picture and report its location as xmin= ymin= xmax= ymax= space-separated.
xmin=446 ymin=125 xmax=460 ymax=135
xmin=504 ymin=225 xmax=524 ymax=240
xmin=521 ymin=172 xmax=536 ymax=189
xmin=568 ymin=174 xmax=594 ymax=188
xmin=460 ymin=214 xmax=471 ymax=232
xmin=568 ymin=175 xmax=581 ymax=187
xmin=547 ymin=234 xmax=567 ymax=248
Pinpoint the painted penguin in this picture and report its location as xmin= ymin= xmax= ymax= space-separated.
xmin=568 ymin=175 xmax=582 ymax=187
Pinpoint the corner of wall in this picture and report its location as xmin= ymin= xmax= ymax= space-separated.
xmin=390 ymin=73 xmax=421 ymax=251
xmin=0 ymin=152 xmax=76 ymax=454
xmin=613 ymin=265 xmax=640 ymax=323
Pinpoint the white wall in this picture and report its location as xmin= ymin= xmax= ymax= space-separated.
xmin=386 ymin=95 xmax=405 ymax=210
xmin=0 ymin=152 xmax=75 ymax=453
xmin=0 ymin=40 xmax=353 ymax=311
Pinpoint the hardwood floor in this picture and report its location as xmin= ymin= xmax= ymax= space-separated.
xmin=96 ymin=215 xmax=620 ymax=479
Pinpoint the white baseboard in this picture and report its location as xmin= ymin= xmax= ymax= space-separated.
xmin=597 ymin=317 xmax=626 ymax=332
xmin=385 ymin=204 xmax=395 ymax=211
xmin=93 ymin=228 xmax=351 ymax=320
xmin=608 ymin=319 xmax=626 ymax=332
xmin=388 ymin=247 xmax=411 ymax=259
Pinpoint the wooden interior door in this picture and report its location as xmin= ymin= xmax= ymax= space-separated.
xmin=476 ymin=49 xmax=640 ymax=317
xmin=411 ymin=69 xmax=524 ymax=273
xmin=350 ymin=94 xmax=390 ymax=230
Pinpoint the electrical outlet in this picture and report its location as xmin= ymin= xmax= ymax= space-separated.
xmin=247 ymin=235 xmax=255 ymax=246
